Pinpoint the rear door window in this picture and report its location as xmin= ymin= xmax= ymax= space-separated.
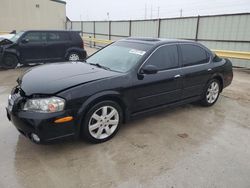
xmin=180 ymin=44 xmax=209 ymax=66
xmin=47 ymin=32 xmax=70 ymax=42
xmin=145 ymin=45 xmax=179 ymax=70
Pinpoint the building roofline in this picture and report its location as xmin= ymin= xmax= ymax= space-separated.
xmin=50 ymin=0 xmax=66 ymax=5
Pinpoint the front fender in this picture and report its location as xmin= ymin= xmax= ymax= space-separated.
xmin=75 ymin=90 xmax=129 ymax=127
xmin=0 ymin=48 xmax=20 ymax=67
xmin=4 ymin=48 xmax=20 ymax=58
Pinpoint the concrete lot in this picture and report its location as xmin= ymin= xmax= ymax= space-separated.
xmin=0 ymin=47 xmax=249 ymax=188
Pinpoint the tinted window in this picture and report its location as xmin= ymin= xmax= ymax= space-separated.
xmin=181 ymin=44 xmax=209 ymax=66
xmin=145 ymin=45 xmax=179 ymax=70
xmin=23 ymin=32 xmax=46 ymax=43
xmin=48 ymin=32 xmax=69 ymax=42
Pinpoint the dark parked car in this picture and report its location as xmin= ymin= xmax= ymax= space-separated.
xmin=6 ymin=38 xmax=233 ymax=144
xmin=0 ymin=30 xmax=87 ymax=68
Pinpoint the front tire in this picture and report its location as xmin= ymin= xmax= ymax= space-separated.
xmin=81 ymin=100 xmax=123 ymax=143
xmin=2 ymin=54 xmax=18 ymax=69
xmin=200 ymin=79 xmax=221 ymax=106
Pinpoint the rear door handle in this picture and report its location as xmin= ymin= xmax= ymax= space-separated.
xmin=207 ymin=68 xmax=212 ymax=72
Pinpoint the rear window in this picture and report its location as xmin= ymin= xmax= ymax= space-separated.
xmin=70 ymin=32 xmax=82 ymax=41
xmin=180 ymin=44 xmax=209 ymax=66
xmin=47 ymin=32 xmax=70 ymax=42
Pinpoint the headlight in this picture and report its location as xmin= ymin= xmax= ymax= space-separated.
xmin=23 ymin=97 xmax=65 ymax=113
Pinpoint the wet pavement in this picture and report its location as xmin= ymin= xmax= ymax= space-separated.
xmin=0 ymin=49 xmax=249 ymax=188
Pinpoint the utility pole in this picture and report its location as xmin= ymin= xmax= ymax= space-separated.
xmin=150 ymin=5 xmax=153 ymax=19
xmin=157 ymin=6 xmax=160 ymax=18
xmin=144 ymin=4 xmax=147 ymax=19
xmin=180 ymin=9 xmax=183 ymax=17
xmin=107 ymin=12 xmax=110 ymax=21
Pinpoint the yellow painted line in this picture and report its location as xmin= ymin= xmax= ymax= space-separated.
xmin=212 ymin=49 xmax=250 ymax=60
xmin=83 ymin=37 xmax=113 ymax=44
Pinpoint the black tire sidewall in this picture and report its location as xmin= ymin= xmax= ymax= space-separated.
xmin=82 ymin=100 xmax=123 ymax=143
xmin=201 ymin=79 xmax=221 ymax=106
xmin=3 ymin=54 xmax=18 ymax=69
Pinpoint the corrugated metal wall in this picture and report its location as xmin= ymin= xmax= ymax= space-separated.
xmin=160 ymin=17 xmax=198 ymax=39
xmin=111 ymin=21 xmax=130 ymax=37
xmin=198 ymin=15 xmax=250 ymax=41
xmin=131 ymin=20 xmax=158 ymax=37
xmin=67 ymin=13 xmax=250 ymax=68
xmin=71 ymin=21 xmax=81 ymax=31
xmin=95 ymin=21 xmax=109 ymax=35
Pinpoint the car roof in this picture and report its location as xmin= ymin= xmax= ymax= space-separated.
xmin=21 ymin=30 xmax=78 ymax=33
xmin=121 ymin=37 xmax=196 ymax=46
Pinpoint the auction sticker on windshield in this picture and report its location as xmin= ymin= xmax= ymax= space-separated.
xmin=129 ymin=49 xmax=146 ymax=56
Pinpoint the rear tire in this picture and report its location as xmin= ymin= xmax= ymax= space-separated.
xmin=2 ymin=54 xmax=18 ymax=69
xmin=200 ymin=79 xmax=221 ymax=106
xmin=81 ymin=100 xmax=123 ymax=143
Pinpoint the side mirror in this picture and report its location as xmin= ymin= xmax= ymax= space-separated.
xmin=21 ymin=38 xmax=29 ymax=44
xmin=141 ymin=65 xmax=158 ymax=74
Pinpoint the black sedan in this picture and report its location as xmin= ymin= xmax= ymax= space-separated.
xmin=6 ymin=38 xmax=233 ymax=143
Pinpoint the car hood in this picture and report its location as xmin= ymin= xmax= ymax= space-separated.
xmin=18 ymin=62 xmax=122 ymax=96
xmin=0 ymin=38 xmax=13 ymax=46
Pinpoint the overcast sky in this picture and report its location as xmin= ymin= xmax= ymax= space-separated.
xmin=65 ymin=0 xmax=250 ymax=21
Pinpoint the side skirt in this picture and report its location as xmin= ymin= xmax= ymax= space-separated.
xmin=130 ymin=96 xmax=201 ymax=120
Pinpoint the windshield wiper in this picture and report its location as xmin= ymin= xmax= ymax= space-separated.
xmin=89 ymin=63 xmax=111 ymax=71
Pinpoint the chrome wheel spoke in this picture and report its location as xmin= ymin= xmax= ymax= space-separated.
xmin=92 ymin=113 xmax=101 ymax=121
xmin=105 ymin=127 xmax=112 ymax=135
xmin=96 ymin=127 xmax=104 ymax=138
xmin=89 ymin=123 xmax=100 ymax=131
xmin=108 ymin=119 xmax=119 ymax=125
xmin=102 ymin=106 xmax=108 ymax=116
xmin=107 ymin=109 xmax=116 ymax=119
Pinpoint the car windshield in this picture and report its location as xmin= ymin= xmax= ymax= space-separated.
xmin=86 ymin=41 xmax=151 ymax=73
xmin=10 ymin=31 xmax=24 ymax=42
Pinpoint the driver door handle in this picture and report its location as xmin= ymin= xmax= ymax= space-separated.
xmin=174 ymin=74 xmax=181 ymax=78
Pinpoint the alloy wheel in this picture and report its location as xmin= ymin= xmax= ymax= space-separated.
xmin=206 ymin=81 xmax=219 ymax=104
xmin=88 ymin=106 xmax=119 ymax=139
xmin=69 ymin=53 xmax=80 ymax=61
